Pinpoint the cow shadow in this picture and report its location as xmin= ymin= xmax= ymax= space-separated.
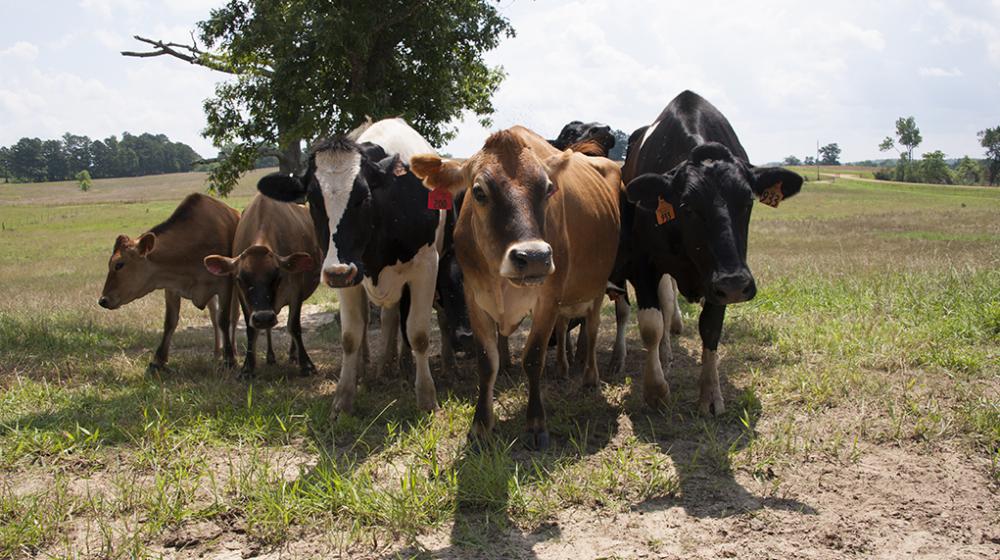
xmin=619 ymin=307 xmax=817 ymax=519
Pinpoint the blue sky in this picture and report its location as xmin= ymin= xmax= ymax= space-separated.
xmin=2 ymin=0 xmax=998 ymax=163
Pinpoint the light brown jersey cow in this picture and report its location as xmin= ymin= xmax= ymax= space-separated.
xmin=99 ymin=193 xmax=240 ymax=373
xmin=205 ymin=195 xmax=322 ymax=377
xmin=411 ymin=126 xmax=621 ymax=449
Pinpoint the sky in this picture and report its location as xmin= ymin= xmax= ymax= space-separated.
xmin=2 ymin=0 xmax=999 ymax=164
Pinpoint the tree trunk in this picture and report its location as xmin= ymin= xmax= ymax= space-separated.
xmin=278 ymin=140 xmax=302 ymax=175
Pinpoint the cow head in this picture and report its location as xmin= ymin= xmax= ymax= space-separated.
xmin=626 ymin=142 xmax=802 ymax=305
xmin=552 ymin=121 xmax=615 ymax=155
xmin=98 ymin=233 xmax=157 ymax=309
xmin=204 ymin=245 xmax=314 ymax=329
xmin=256 ymin=138 xmax=407 ymax=288
xmin=412 ymin=131 xmax=558 ymax=287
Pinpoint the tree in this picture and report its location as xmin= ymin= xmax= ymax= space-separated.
xmin=783 ymin=155 xmax=802 ymax=166
xmin=75 ymin=170 xmax=93 ymax=192
xmin=880 ymin=116 xmax=922 ymax=182
xmin=123 ymin=0 xmax=515 ymax=195
xmin=62 ymin=133 xmax=92 ymax=174
xmin=41 ymin=139 xmax=69 ymax=181
xmin=803 ymin=156 xmax=816 ymax=166
xmin=979 ymin=126 xmax=1000 ymax=186
xmin=609 ymin=129 xmax=629 ymax=161
xmin=9 ymin=138 xmax=47 ymax=182
xmin=919 ymin=150 xmax=952 ymax=184
xmin=0 ymin=147 xmax=10 ymax=182
xmin=954 ymin=156 xmax=982 ymax=185
xmin=818 ymin=143 xmax=841 ymax=165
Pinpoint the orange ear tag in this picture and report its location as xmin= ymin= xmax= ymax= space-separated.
xmin=655 ymin=196 xmax=676 ymax=225
xmin=759 ymin=181 xmax=783 ymax=208
xmin=428 ymin=187 xmax=453 ymax=210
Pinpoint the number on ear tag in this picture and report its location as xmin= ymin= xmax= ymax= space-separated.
xmin=428 ymin=187 xmax=453 ymax=210
xmin=759 ymin=181 xmax=783 ymax=208
xmin=656 ymin=196 xmax=676 ymax=225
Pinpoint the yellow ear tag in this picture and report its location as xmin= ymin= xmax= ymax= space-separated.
xmin=655 ymin=196 xmax=676 ymax=225
xmin=759 ymin=181 xmax=783 ymax=208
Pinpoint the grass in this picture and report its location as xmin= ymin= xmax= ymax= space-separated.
xmin=0 ymin=173 xmax=998 ymax=557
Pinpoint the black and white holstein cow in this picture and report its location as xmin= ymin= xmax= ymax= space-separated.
xmin=258 ymin=118 xmax=455 ymax=415
xmin=621 ymin=90 xmax=803 ymax=415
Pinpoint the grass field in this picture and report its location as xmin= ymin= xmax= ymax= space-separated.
xmin=1 ymin=172 xmax=998 ymax=559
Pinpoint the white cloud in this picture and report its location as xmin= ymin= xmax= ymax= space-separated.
xmin=0 ymin=41 xmax=39 ymax=60
xmin=919 ymin=66 xmax=964 ymax=77
xmin=78 ymin=0 xmax=145 ymax=18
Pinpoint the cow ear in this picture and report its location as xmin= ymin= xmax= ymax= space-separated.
xmin=203 ymin=255 xmax=236 ymax=276
xmin=750 ymin=167 xmax=803 ymax=208
xmin=258 ymin=172 xmax=308 ymax=203
xmin=279 ymin=252 xmax=315 ymax=274
xmin=543 ymin=149 xmax=574 ymax=176
xmin=376 ymin=154 xmax=407 ymax=178
xmin=410 ymin=153 xmax=466 ymax=194
xmin=626 ymin=173 xmax=674 ymax=211
xmin=135 ymin=233 xmax=155 ymax=257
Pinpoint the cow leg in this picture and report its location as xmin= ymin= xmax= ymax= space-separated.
xmin=553 ymin=316 xmax=570 ymax=379
xmin=239 ymin=296 xmax=257 ymax=376
xmin=332 ymin=285 xmax=367 ymax=416
xmin=581 ymin=296 xmax=603 ymax=389
xmin=469 ymin=305 xmax=500 ymax=440
xmin=435 ymin=302 xmax=458 ymax=376
xmin=149 ymin=289 xmax=181 ymax=374
xmin=377 ymin=305 xmax=400 ymax=378
xmin=406 ymin=272 xmax=438 ymax=411
xmin=670 ymin=276 xmax=683 ymax=335
xmin=523 ymin=303 xmax=558 ymax=450
xmin=265 ymin=328 xmax=276 ymax=365
xmin=573 ymin=319 xmax=588 ymax=368
xmin=288 ymin=298 xmax=315 ymax=376
xmin=219 ymin=285 xmax=238 ymax=369
xmin=657 ymin=275 xmax=677 ymax=365
xmin=498 ymin=333 xmax=512 ymax=373
xmin=635 ymin=269 xmax=669 ymax=408
xmin=208 ymin=296 xmax=222 ymax=358
xmin=698 ymin=302 xmax=727 ymax=416
xmin=608 ymin=296 xmax=630 ymax=376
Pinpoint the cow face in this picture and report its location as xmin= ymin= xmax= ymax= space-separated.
xmin=552 ymin=121 xmax=614 ymax=153
xmin=204 ymin=245 xmax=314 ymax=329
xmin=412 ymin=132 xmax=558 ymax=287
xmin=98 ymin=233 xmax=157 ymax=309
xmin=626 ymin=142 xmax=802 ymax=305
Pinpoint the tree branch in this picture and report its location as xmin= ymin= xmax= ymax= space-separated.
xmin=121 ymin=35 xmax=272 ymax=76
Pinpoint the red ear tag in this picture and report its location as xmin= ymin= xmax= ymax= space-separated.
xmin=428 ymin=187 xmax=453 ymax=210
xmin=759 ymin=181 xmax=783 ymax=208
xmin=655 ymin=196 xmax=676 ymax=225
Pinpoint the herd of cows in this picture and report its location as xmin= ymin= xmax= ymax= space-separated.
xmin=98 ymin=91 xmax=803 ymax=449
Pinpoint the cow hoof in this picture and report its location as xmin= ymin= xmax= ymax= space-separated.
xmin=415 ymin=387 xmax=439 ymax=413
xmin=643 ymin=381 xmax=670 ymax=409
xmin=330 ymin=392 xmax=355 ymax=419
xmin=266 ymin=355 xmax=277 ymax=366
xmin=298 ymin=362 xmax=317 ymax=377
xmin=699 ymin=397 xmax=725 ymax=417
xmin=145 ymin=363 xmax=169 ymax=376
xmin=522 ymin=429 xmax=550 ymax=451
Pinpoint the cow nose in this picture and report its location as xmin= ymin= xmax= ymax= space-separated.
xmin=98 ymin=296 xmax=111 ymax=309
xmin=711 ymin=272 xmax=756 ymax=304
xmin=505 ymin=241 xmax=554 ymax=278
xmin=251 ymin=310 xmax=278 ymax=329
xmin=322 ymin=263 xmax=358 ymax=288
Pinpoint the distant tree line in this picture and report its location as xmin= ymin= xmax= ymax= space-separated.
xmin=0 ymin=132 xmax=203 ymax=183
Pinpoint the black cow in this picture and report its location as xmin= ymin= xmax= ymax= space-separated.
xmin=257 ymin=118 xmax=472 ymax=415
xmin=620 ymin=90 xmax=803 ymax=415
xmin=549 ymin=121 xmax=616 ymax=155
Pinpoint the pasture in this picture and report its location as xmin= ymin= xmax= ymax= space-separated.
xmin=1 ymin=171 xmax=998 ymax=559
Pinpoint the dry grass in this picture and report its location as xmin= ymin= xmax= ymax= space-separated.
xmin=1 ymin=174 xmax=998 ymax=559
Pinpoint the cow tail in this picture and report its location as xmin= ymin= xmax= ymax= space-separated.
xmin=399 ymin=284 xmax=411 ymax=348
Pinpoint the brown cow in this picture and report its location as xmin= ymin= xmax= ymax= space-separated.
xmin=204 ymin=195 xmax=321 ymax=377
xmin=411 ymin=126 xmax=621 ymax=449
xmin=98 ymin=193 xmax=240 ymax=373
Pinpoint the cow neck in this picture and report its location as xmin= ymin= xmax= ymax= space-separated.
xmin=360 ymin=180 xmax=442 ymax=286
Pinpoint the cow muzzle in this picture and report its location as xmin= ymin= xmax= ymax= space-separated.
xmin=500 ymin=241 xmax=554 ymax=287
xmin=322 ymin=263 xmax=359 ymax=288
xmin=709 ymin=271 xmax=756 ymax=305
xmin=98 ymin=296 xmax=118 ymax=310
xmin=250 ymin=310 xmax=278 ymax=329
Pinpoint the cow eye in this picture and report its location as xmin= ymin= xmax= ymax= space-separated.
xmin=545 ymin=181 xmax=557 ymax=198
xmin=472 ymin=185 xmax=488 ymax=204
xmin=114 ymin=262 xmax=125 ymax=271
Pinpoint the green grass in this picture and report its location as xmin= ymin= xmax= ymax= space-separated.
xmin=0 ymin=174 xmax=998 ymax=557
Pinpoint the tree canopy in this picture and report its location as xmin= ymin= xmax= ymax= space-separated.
xmin=124 ymin=0 xmax=515 ymax=195
xmin=979 ymin=125 xmax=1000 ymax=185
xmin=819 ymin=143 xmax=841 ymax=165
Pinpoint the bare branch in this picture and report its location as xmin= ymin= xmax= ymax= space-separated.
xmin=121 ymin=35 xmax=272 ymax=76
